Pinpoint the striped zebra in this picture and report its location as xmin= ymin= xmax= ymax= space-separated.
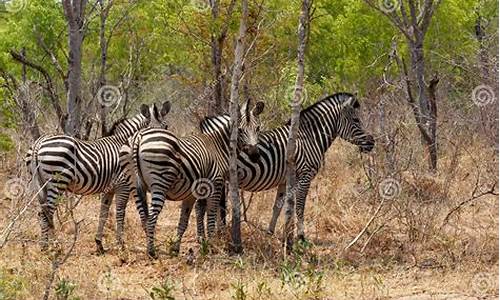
xmin=119 ymin=99 xmax=264 ymax=258
xmin=26 ymin=101 xmax=171 ymax=253
xmin=216 ymin=92 xmax=375 ymax=241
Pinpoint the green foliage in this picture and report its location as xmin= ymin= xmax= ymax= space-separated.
xmin=0 ymin=133 xmax=13 ymax=152
xmin=230 ymin=280 xmax=247 ymax=300
xmin=0 ymin=268 xmax=27 ymax=300
xmin=54 ymin=278 xmax=80 ymax=300
xmin=149 ymin=277 xmax=176 ymax=300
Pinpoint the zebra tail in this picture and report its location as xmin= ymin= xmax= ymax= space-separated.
xmin=131 ymin=131 xmax=149 ymax=217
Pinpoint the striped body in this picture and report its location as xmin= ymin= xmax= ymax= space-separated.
xmin=121 ymin=100 xmax=264 ymax=258
xmin=222 ymin=93 xmax=375 ymax=239
xmin=28 ymin=102 xmax=171 ymax=252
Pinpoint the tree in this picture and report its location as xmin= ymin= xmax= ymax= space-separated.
xmin=283 ymin=0 xmax=311 ymax=252
xmin=62 ymin=0 xmax=88 ymax=137
xmin=228 ymin=0 xmax=249 ymax=254
xmin=364 ymin=0 xmax=442 ymax=171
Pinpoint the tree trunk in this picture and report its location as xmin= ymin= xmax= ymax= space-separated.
xmin=284 ymin=0 xmax=310 ymax=252
xmin=63 ymin=0 xmax=87 ymax=137
xmin=98 ymin=0 xmax=110 ymax=136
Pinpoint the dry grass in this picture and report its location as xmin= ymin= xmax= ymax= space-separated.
xmin=0 ymin=139 xmax=498 ymax=300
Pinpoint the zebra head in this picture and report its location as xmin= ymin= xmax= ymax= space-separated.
xmin=337 ymin=94 xmax=374 ymax=153
xmin=238 ymin=98 xmax=265 ymax=162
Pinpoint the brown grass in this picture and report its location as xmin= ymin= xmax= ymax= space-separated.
xmin=0 ymin=139 xmax=498 ymax=300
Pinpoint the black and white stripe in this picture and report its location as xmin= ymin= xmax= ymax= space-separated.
xmin=120 ymin=99 xmax=264 ymax=258
xmin=27 ymin=101 xmax=171 ymax=252
xmin=221 ymin=93 xmax=375 ymax=240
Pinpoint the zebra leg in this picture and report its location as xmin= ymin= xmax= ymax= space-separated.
xmin=218 ymin=184 xmax=227 ymax=228
xmin=170 ymin=199 xmax=195 ymax=255
xmin=114 ymin=185 xmax=130 ymax=251
xmin=267 ymin=183 xmax=286 ymax=235
xmin=295 ymin=174 xmax=315 ymax=241
xmin=147 ymin=189 xmax=169 ymax=259
xmin=39 ymin=183 xmax=63 ymax=251
xmin=195 ymin=198 xmax=207 ymax=242
xmin=206 ymin=178 xmax=224 ymax=238
xmin=95 ymin=191 xmax=114 ymax=255
xmin=132 ymin=179 xmax=149 ymax=235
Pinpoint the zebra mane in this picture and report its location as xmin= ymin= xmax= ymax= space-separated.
xmin=106 ymin=118 xmax=128 ymax=136
xmin=199 ymin=115 xmax=231 ymax=134
xmin=286 ymin=92 xmax=357 ymax=125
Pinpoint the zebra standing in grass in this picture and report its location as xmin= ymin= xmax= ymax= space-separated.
xmin=119 ymin=99 xmax=264 ymax=258
xmin=214 ymin=93 xmax=375 ymax=241
xmin=26 ymin=101 xmax=171 ymax=253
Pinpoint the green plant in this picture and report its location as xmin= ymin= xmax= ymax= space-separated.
xmin=0 ymin=268 xmax=26 ymax=300
xmin=231 ymin=280 xmax=247 ymax=300
xmin=55 ymin=278 xmax=80 ymax=300
xmin=149 ymin=277 xmax=176 ymax=300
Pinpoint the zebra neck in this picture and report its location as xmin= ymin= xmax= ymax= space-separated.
xmin=202 ymin=123 xmax=231 ymax=170
xmin=299 ymin=107 xmax=340 ymax=154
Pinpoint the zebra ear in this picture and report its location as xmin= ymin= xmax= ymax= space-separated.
xmin=253 ymin=101 xmax=265 ymax=116
xmin=140 ymin=104 xmax=151 ymax=118
xmin=342 ymin=96 xmax=358 ymax=110
xmin=160 ymin=101 xmax=171 ymax=117
xmin=240 ymin=99 xmax=250 ymax=117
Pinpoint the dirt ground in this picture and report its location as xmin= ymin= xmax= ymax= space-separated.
xmin=0 ymin=143 xmax=498 ymax=300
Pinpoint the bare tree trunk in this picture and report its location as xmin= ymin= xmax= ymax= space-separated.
xmin=98 ymin=0 xmax=112 ymax=136
xmin=63 ymin=0 xmax=88 ymax=137
xmin=283 ymin=0 xmax=310 ymax=252
xmin=228 ymin=0 xmax=248 ymax=254
xmin=209 ymin=0 xmax=236 ymax=114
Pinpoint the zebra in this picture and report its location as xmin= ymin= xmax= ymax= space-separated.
xmin=26 ymin=101 xmax=171 ymax=253
xmin=119 ymin=99 xmax=264 ymax=258
xmin=215 ymin=92 xmax=375 ymax=241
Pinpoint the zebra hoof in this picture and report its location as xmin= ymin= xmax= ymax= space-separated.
xmin=95 ymin=239 xmax=106 ymax=255
xmin=266 ymin=229 xmax=274 ymax=236
xmin=168 ymin=246 xmax=180 ymax=257
xmin=297 ymin=234 xmax=306 ymax=242
xmin=148 ymin=248 xmax=158 ymax=260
